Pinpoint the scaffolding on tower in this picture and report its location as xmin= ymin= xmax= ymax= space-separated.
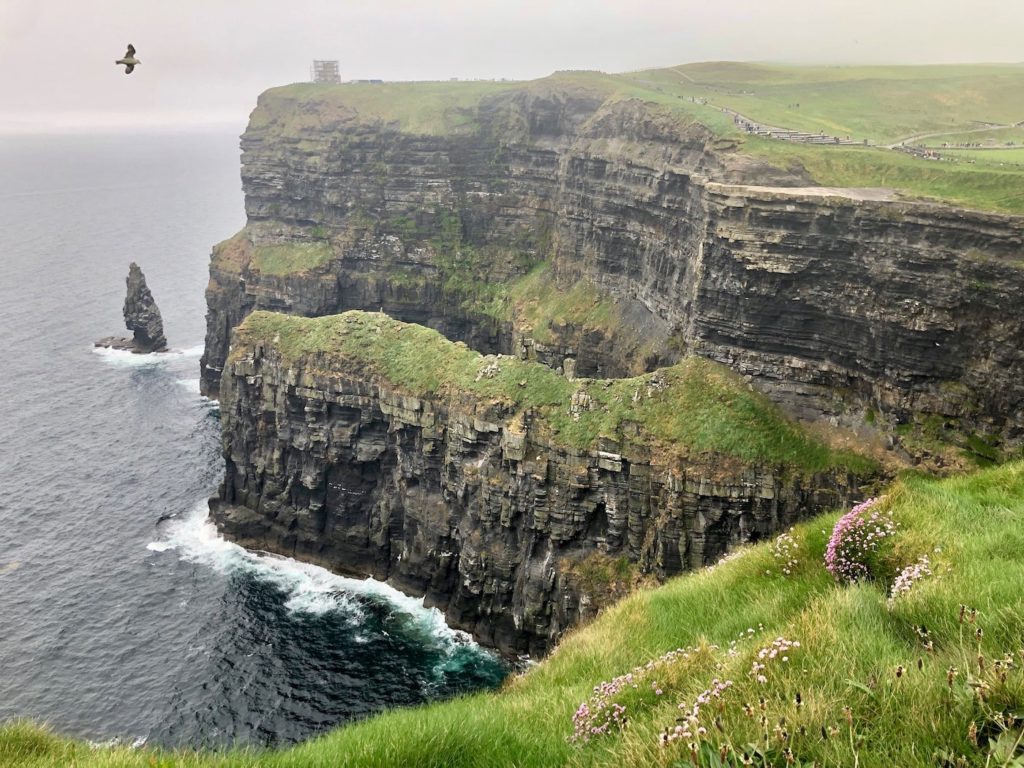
xmin=311 ymin=60 xmax=340 ymax=84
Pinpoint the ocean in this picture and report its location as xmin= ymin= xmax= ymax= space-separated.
xmin=0 ymin=132 xmax=507 ymax=750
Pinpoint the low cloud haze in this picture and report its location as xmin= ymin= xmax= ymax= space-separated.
xmin=1 ymin=0 xmax=1021 ymax=133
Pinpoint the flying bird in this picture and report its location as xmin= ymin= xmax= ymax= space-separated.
xmin=115 ymin=44 xmax=140 ymax=75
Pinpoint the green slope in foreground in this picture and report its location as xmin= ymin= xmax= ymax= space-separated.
xmin=5 ymin=460 xmax=1024 ymax=766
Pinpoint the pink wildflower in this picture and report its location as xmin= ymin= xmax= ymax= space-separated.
xmin=825 ymin=497 xmax=895 ymax=583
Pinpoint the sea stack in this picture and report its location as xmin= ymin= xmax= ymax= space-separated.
xmin=95 ymin=263 xmax=168 ymax=353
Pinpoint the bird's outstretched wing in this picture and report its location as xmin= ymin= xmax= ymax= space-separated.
xmin=125 ymin=44 xmax=136 ymax=57
xmin=125 ymin=64 xmax=135 ymax=75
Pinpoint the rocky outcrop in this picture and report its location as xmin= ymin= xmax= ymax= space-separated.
xmin=200 ymin=82 xmax=1024 ymax=453
xmin=96 ymin=262 xmax=168 ymax=353
xmin=212 ymin=312 xmax=867 ymax=656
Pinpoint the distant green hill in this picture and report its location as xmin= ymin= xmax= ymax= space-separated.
xmin=617 ymin=62 xmax=1024 ymax=214
xmin=626 ymin=62 xmax=1024 ymax=145
xmin=5 ymin=460 xmax=1024 ymax=766
xmin=262 ymin=62 xmax=1024 ymax=146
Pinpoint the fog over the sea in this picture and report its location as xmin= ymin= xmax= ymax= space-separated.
xmin=1 ymin=0 xmax=1021 ymax=133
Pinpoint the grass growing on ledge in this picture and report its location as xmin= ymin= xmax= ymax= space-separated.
xmin=209 ymin=229 xmax=253 ymax=274
xmin=6 ymin=461 xmax=1024 ymax=766
xmin=229 ymin=310 xmax=871 ymax=474
xmin=741 ymin=138 xmax=1024 ymax=214
xmin=508 ymin=264 xmax=620 ymax=345
xmin=250 ymin=241 xmax=334 ymax=276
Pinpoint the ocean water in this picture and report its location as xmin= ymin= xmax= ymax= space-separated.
xmin=0 ymin=132 xmax=507 ymax=750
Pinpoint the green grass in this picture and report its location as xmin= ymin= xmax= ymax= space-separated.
xmin=228 ymin=310 xmax=870 ymax=473
xmin=209 ymin=229 xmax=253 ymax=274
xmin=6 ymin=461 xmax=1024 ymax=766
xmin=740 ymin=138 xmax=1024 ymax=213
xmin=616 ymin=63 xmax=1024 ymax=214
xmin=503 ymin=263 xmax=673 ymax=370
xmin=261 ymin=63 xmax=1024 ymax=150
xmin=625 ymin=62 xmax=1024 ymax=145
xmin=507 ymin=263 xmax=620 ymax=345
xmin=941 ymin=148 xmax=1024 ymax=168
xmin=918 ymin=126 xmax=1024 ymax=148
xmin=250 ymin=241 xmax=334 ymax=276
xmin=251 ymin=80 xmax=522 ymax=136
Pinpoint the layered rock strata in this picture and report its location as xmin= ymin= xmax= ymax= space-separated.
xmin=201 ymin=78 xmax=1023 ymax=653
xmin=212 ymin=311 xmax=868 ymax=656
xmin=201 ymin=82 xmax=1024 ymax=450
xmin=96 ymin=262 xmax=168 ymax=353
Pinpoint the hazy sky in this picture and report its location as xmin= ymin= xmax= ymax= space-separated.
xmin=1 ymin=0 xmax=1021 ymax=133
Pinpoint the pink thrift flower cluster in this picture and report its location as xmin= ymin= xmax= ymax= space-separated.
xmin=571 ymin=644 xmax=713 ymax=743
xmin=749 ymin=637 xmax=800 ymax=684
xmin=769 ymin=529 xmax=799 ymax=576
xmin=889 ymin=555 xmax=932 ymax=602
xmin=660 ymin=678 xmax=733 ymax=747
xmin=824 ymin=497 xmax=895 ymax=583
xmin=571 ymin=674 xmax=633 ymax=742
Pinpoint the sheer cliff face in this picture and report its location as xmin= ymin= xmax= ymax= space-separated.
xmin=201 ymin=83 xmax=1023 ymax=653
xmin=202 ymin=83 xmax=1024 ymax=446
xmin=200 ymin=88 xmax=801 ymax=395
xmin=689 ymin=187 xmax=1024 ymax=432
xmin=560 ymin=170 xmax=1024 ymax=434
xmin=213 ymin=315 xmax=861 ymax=656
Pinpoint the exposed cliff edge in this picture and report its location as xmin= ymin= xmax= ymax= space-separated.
xmin=211 ymin=311 xmax=872 ymax=655
xmin=201 ymin=75 xmax=1023 ymax=654
xmin=201 ymin=78 xmax=1024 ymax=462
xmin=96 ymin=262 xmax=168 ymax=353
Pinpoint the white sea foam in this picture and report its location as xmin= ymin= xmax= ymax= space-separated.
xmin=148 ymin=502 xmax=472 ymax=646
xmin=176 ymin=378 xmax=202 ymax=394
xmin=91 ymin=346 xmax=166 ymax=368
xmin=179 ymin=344 xmax=205 ymax=358
xmin=91 ymin=342 xmax=205 ymax=368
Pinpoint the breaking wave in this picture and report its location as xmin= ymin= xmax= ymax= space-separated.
xmin=147 ymin=501 xmax=476 ymax=647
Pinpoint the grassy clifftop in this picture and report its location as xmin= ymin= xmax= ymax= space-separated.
xmin=249 ymin=63 xmax=1024 ymax=214
xmin=230 ymin=310 xmax=871 ymax=473
xmin=627 ymin=62 xmax=1024 ymax=144
xmin=257 ymin=63 xmax=1024 ymax=145
xmin=6 ymin=460 xmax=1024 ymax=766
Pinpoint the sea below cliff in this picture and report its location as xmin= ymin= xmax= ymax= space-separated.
xmin=0 ymin=132 xmax=506 ymax=750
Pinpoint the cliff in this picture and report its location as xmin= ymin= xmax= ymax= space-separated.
xmin=200 ymin=75 xmax=1023 ymax=653
xmin=200 ymin=78 xmax=1024 ymax=460
xmin=212 ymin=311 xmax=870 ymax=655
